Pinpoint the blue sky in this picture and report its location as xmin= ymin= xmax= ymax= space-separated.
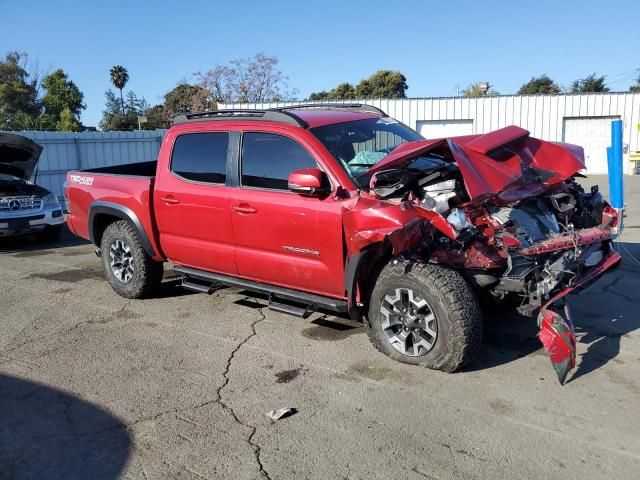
xmin=3 ymin=0 xmax=639 ymax=127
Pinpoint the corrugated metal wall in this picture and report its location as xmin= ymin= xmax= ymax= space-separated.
xmin=221 ymin=93 xmax=640 ymax=173
xmin=1 ymin=130 xmax=166 ymax=197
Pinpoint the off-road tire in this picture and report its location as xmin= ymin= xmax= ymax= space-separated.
xmin=367 ymin=260 xmax=483 ymax=372
xmin=100 ymin=220 xmax=163 ymax=299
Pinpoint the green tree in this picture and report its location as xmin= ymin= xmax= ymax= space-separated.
xmin=462 ymin=82 xmax=499 ymax=97
xmin=354 ymin=70 xmax=407 ymax=98
xmin=109 ymin=65 xmax=129 ymax=113
xmin=570 ymin=73 xmax=609 ymax=93
xmin=41 ymin=69 xmax=85 ymax=130
xmin=100 ymin=89 xmax=149 ymax=131
xmin=517 ymin=75 xmax=561 ymax=95
xmin=329 ymin=82 xmax=356 ymax=99
xmin=308 ymin=90 xmax=330 ymax=101
xmin=629 ymin=76 xmax=640 ymax=93
xmin=0 ymin=51 xmax=40 ymax=129
xmin=309 ymin=82 xmax=356 ymax=101
xmin=143 ymin=104 xmax=168 ymax=129
xmin=56 ymin=107 xmax=81 ymax=131
xmin=13 ymin=112 xmax=47 ymax=130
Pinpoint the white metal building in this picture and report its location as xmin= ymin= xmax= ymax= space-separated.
xmin=222 ymin=93 xmax=640 ymax=175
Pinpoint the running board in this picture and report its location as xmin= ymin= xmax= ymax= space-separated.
xmin=174 ymin=265 xmax=348 ymax=314
xmin=182 ymin=278 xmax=216 ymax=294
xmin=268 ymin=293 xmax=317 ymax=319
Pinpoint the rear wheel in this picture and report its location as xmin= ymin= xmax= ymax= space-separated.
xmin=367 ymin=260 xmax=483 ymax=372
xmin=100 ymin=220 xmax=163 ymax=299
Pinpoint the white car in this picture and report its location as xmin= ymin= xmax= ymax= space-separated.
xmin=0 ymin=133 xmax=64 ymax=240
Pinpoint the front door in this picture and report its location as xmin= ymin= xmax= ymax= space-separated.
xmin=154 ymin=131 xmax=237 ymax=274
xmin=230 ymin=131 xmax=345 ymax=298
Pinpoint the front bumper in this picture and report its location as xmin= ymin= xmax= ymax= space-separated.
xmin=0 ymin=204 xmax=65 ymax=237
xmin=537 ymin=250 xmax=622 ymax=384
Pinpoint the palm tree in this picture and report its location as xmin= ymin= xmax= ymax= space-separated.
xmin=109 ymin=65 xmax=129 ymax=114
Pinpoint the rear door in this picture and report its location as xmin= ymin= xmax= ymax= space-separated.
xmin=154 ymin=131 xmax=237 ymax=274
xmin=230 ymin=130 xmax=345 ymax=298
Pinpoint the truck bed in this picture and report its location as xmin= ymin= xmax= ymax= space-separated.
xmin=65 ymin=161 xmax=163 ymax=260
xmin=80 ymin=160 xmax=157 ymax=177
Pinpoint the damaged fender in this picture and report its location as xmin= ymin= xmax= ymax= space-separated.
xmin=341 ymin=195 xmax=447 ymax=309
xmin=537 ymin=250 xmax=621 ymax=384
xmin=538 ymin=306 xmax=576 ymax=384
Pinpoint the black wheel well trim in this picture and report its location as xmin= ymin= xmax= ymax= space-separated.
xmin=88 ymin=201 xmax=155 ymax=257
xmin=344 ymin=241 xmax=393 ymax=308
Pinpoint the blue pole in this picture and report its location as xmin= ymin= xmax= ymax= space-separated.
xmin=608 ymin=119 xmax=624 ymax=209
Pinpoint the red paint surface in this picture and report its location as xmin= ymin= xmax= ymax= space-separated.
xmin=537 ymin=250 xmax=621 ymax=383
xmin=519 ymin=227 xmax=613 ymax=255
xmin=538 ymin=309 xmax=577 ymax=384
xmin=366 ymin=125 xmax=587 ymax=203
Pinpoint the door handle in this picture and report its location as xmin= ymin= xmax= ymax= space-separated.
xmin=160 ymin=196 xmax=180 ymax=205
xmin=233 ymin=204 xmax=257 ymax=214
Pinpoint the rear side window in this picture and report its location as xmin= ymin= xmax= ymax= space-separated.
xmin=241 ymin=132 xmax=317 ymax=190
xmin=171 ymin=132 xmax=228 ymax=183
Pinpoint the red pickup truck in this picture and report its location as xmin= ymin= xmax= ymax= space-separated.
xmin=65 ymin=104 xmax=620 ymax=383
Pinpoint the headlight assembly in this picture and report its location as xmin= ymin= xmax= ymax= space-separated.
xmin=43 ymin=193 xmax=59 ymax=207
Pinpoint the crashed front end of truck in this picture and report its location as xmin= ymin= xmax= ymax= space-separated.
xmin=343 ymin=126 xmax=621 ymax=383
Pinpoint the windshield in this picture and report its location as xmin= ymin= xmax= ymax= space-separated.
xmin=310 ymin=117 xmax=423 ymax=187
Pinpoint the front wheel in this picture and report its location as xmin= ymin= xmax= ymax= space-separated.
xmin=367 ymin=260 xmax=483 ymax=372
xmin=100 ymin=220 xmax=163 ymax=299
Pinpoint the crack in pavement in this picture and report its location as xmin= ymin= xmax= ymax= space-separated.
xmin=601 ymin=276 xmax=637 ymax=304
xmin=215 ymin=305 xmax=271 ymax=480
xmin=15 ymin=305 xmax=272 ymax=479
xmin=0 ymin=301 xmax=133 ymax=357
xmin=5 ymin=270 xmax=640 ymax=468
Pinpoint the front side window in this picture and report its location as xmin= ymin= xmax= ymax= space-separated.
xmin=171 ymin=132 xmax=228 ymax=183
xmin=241 ymin=132 xmax=317 ymax=190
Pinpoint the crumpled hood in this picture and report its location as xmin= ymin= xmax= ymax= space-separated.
xmin=0 ymin=133 xmax=43 ymax=180
xmin=365 ymin=126 xmax=586 ymax=203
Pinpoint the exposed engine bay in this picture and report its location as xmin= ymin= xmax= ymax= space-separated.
xmin=349 ymin=126 xmax=622 ymax=383
xmin=369 ymin=153 xmax=616 ymax=315
xmin=0 ymin=133 xmax=64 ymax=237
xmin=1 ymin=133 xmax=53 ymax=208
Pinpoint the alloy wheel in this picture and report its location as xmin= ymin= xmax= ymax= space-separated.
xmin=379 ymin=288 xmax=437 ymax=356
xmin=109 ymin=239 xmax=135 ymax=283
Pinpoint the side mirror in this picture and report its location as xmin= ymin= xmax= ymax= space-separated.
xmin=288 ymin=168 xmax=328 ymax=196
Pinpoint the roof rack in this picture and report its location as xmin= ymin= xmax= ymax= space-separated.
xmin=172 ymin=109 xmax=307 ymax=127
xmin=274 ymin=103 xmax=387 ymax=116
xmin=172 ymin=103 xmax=386 ymax=128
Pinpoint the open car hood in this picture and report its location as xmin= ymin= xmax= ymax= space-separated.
xmin=365 ymin=126 xmax=586 ymax=203
xmin=0 ymin=133 xmax=43 ymax=180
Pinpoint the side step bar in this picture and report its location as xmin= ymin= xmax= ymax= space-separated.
xmin=174 ymin=265 xmax=348 ymax=314
xmin=268 ymin=293 xmax=317 ymax=319
xmin=182 ymin=278 xmax=216 ymax=294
